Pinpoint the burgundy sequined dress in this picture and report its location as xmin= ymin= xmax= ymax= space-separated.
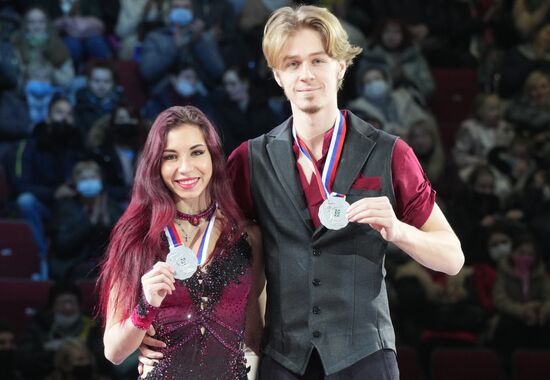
xmin=143 ymin=233 xmax=252 ymax=380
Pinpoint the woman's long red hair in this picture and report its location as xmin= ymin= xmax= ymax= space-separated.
xmin=98 ymin=106 xmax=244 ymax=323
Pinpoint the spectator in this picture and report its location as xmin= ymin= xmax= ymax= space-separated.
xmin=480 ymin=221 xmax=516 ymax=268
xmin=75 ymin=61 xmax=121 ymax=136
xmin=43 ymin=0 xmax=112 ymax=69
xmin=216 ymin=66 xmax=277 ymax=155
xmin=0 ymin=322 xmax=23 ymax=380
xmin=23 ymin=61 xmax=60 ymax=126
xmin=405 ymin=118 xmax=446 ymax=188
xmin=15 ymin=95 xmax=84 ymax=279
xmin=0 ymin=85 xmax=30 ymax=143
xmin=506 ymin=69 xmax=550 ymax=136
xmin=12 ymin=6 xmax=74 ymax=89
xmin=520 ymin=167 xmax=550 ymax=264
xmin=347 ymin=66 xmax=431 ymax=136
xmin=0 ymin=5 xmax=22 ymax=90
xmin=50 ymin=160 xmax=123 ymax=280
xmin=359 ymin=18 xmax=434 ymax=102
xmin=192 ymin=0 xmax=249 ymax=68
xmin=114 ymin=0 xmax=149 ymax=60
xmin=45 ymin=338 xmax=108 ymax=380
xmin=513 ymin=0 xmax=550 ymax=38
xmin=499 ymin=22 xmax=550 ymax=98
xmin=453 ymin=93 xmax=514 ymax=180
xmin=139 ymin=0 xmax=225 ymax=86
xmin=449 ymin=164 xmax=503 ymax=262
xmin=143 ymin=63 xmax=216 ymax=122
xmin=18 ymin=282 xmax=103 ymax=380
xmin=87 ymin=104 xmax=146 ymax=204
xmin=492 ymin=232 xmax=550 ymax=357
xmin=488 ymin=135 xmax=537 ymax=205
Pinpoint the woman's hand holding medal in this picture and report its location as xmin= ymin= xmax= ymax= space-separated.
xmin=347 ymin=196 xmax=403 ymax=242
xmin=141 ymin=262 xmax=176 ymax=307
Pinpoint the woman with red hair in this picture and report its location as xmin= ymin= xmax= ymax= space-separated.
xmin=98 ymin=106 xmax=264 ymax=379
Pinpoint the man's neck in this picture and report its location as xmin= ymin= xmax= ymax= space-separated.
xmin=293 ymin=106 xmax=340 ymax=158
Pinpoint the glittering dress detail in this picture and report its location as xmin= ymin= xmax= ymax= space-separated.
xmin=144 ymin=232 xmax=252 ymax=380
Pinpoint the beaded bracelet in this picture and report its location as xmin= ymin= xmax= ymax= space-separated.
xmin=130 ymin=295 xmax=159 ymax=330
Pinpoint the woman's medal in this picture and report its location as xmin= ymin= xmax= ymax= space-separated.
xmin=166 ymin=245 xmax=198 ymax=280
xmin=164 ymin=208 xmax=217 ymax=280
xmin=293 ymin=111 xmax=350 ymax=230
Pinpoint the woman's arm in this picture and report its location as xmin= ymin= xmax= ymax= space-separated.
xmin=103 ymin=262 xmax=175 ymax=365
xmin=244 ymin=223 xmax=266 ymax=354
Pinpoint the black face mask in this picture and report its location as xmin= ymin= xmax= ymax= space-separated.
xmin=0 ymin=349 xmax=16 ymax=371
xmin=49 ymin=121 xmax=76 ymax=139
xmin=112 ymin=122 xmax=137 ymax=140
xmin=71 ymin=364 xmax=93 ymax=380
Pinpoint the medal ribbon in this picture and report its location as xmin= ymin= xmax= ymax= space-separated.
xmin=292 ymin=110 xmax=347 ymax=200
xmin=163 ymin=205 xmax=217 ymax=266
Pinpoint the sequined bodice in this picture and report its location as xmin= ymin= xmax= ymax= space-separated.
xmin=144 ymin=235 xmax=252 ymax=380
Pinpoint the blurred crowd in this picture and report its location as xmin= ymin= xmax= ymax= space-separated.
xmin=0 ymin=0 xmax=549 ymax=379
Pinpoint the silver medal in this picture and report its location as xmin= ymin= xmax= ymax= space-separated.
xmin=166 ymin=245 xmax=198 ymax=280
xmin=319 ymin=195 xmax=350 ymax=230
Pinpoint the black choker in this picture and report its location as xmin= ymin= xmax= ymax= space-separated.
xmin=175 ymin=202 xmax=216 ymax=226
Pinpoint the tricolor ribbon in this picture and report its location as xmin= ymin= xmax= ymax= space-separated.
xmin=164 ymin=206 xmax=217 ymax=266
xmin=292 ymin=110 xmax=347 ymax=200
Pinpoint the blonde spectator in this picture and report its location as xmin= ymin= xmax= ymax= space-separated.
xmin=12 ymin=6 xmax=74 ymax=88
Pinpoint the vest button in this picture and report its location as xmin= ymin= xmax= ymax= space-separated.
xmin=312 ymin=278 xmax=321 ymax=286
xmin=312 ymin=306 xmax=321 ymax=314
xmin=312 ymin=249 xmax=321 ymax=256
xmin=312 ymin=331 xmax=321 ymax=338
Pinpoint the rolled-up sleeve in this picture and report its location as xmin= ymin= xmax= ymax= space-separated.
xmin=392 ymin=138 xmax=436 ymax=229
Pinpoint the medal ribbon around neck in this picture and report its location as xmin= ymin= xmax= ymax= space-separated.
xmin=164 ymin=207 xmax=217 ymax=266
xmin=292 ymin=110 xmax=348 ymax=200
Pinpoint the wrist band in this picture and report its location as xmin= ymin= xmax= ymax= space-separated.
xmin=130 ymin=295 xmax=159 ymax=330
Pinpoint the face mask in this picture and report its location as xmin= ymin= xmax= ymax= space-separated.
xmin=53 ymin=313 xmax=80 ymax=328
xmin=113 ymin=122 xmax=136 ymax=140
xmin=169 ymin=8 xmax=193 ymax=27
xmin=175 ymin=80 xmax=195 ymax=97
xmin=363 ymin=79 xmax=389 ymax=100
xmin=512 ymin=255 xmax=535 ymax=272
xmin=26 ymin=31 xmax=48 ymax=47
xmin=71 ymin=364 xmax=93 ymax=380
xmin=76 ymin=178 xmax=103 ymax=198
xmin=49 ymin=121 xmax=74 ymax=137
xmin=488 ymin=242 xmax=511 ymax=261
xmin=25 ymin=80 xmax=54 ymax=98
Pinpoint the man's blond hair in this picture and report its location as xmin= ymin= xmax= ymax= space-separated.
xmin=262 ymin=5 xmax=362 ymax=71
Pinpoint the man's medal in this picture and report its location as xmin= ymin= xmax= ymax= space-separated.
xmin=293 ymin=111 xmax=350 ymax=230
xmin=164 ymin=207 xmax=217 ymax=280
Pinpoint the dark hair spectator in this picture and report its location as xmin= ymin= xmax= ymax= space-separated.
xmin=359 ymin=18 xmax=434 ymax=102
xmin=215 ymin=65 xmax=278 ymax=155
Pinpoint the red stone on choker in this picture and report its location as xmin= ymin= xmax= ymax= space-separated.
xmin=175 ymin=202 xmax=216 ymax=226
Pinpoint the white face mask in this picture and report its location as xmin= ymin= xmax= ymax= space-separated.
xmin=489 ymin=242 xmax=512 ymax=262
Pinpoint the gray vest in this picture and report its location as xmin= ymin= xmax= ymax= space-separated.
xmin=248 ymin=111 xmax=398 ymax=375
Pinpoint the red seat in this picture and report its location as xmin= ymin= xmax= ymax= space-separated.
xmin=513 ymin=349 xmax=550 ymax=380
xmin=431 ymin=348 xmax=506 ymax=380
xmin=429 ymin=68 xmax=481 ymax=149
xmin=111 ymin=59 xmax=148 ymax=109
xmin=77 ymin=280 xmax=98 ymax=316
xmin=0 ymin=279 xmax=52 ymax=334
xmin=0 ymin=218 xmax=39 ymax=278
xmin=397 ymin=346 xmax=426 ymax=380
